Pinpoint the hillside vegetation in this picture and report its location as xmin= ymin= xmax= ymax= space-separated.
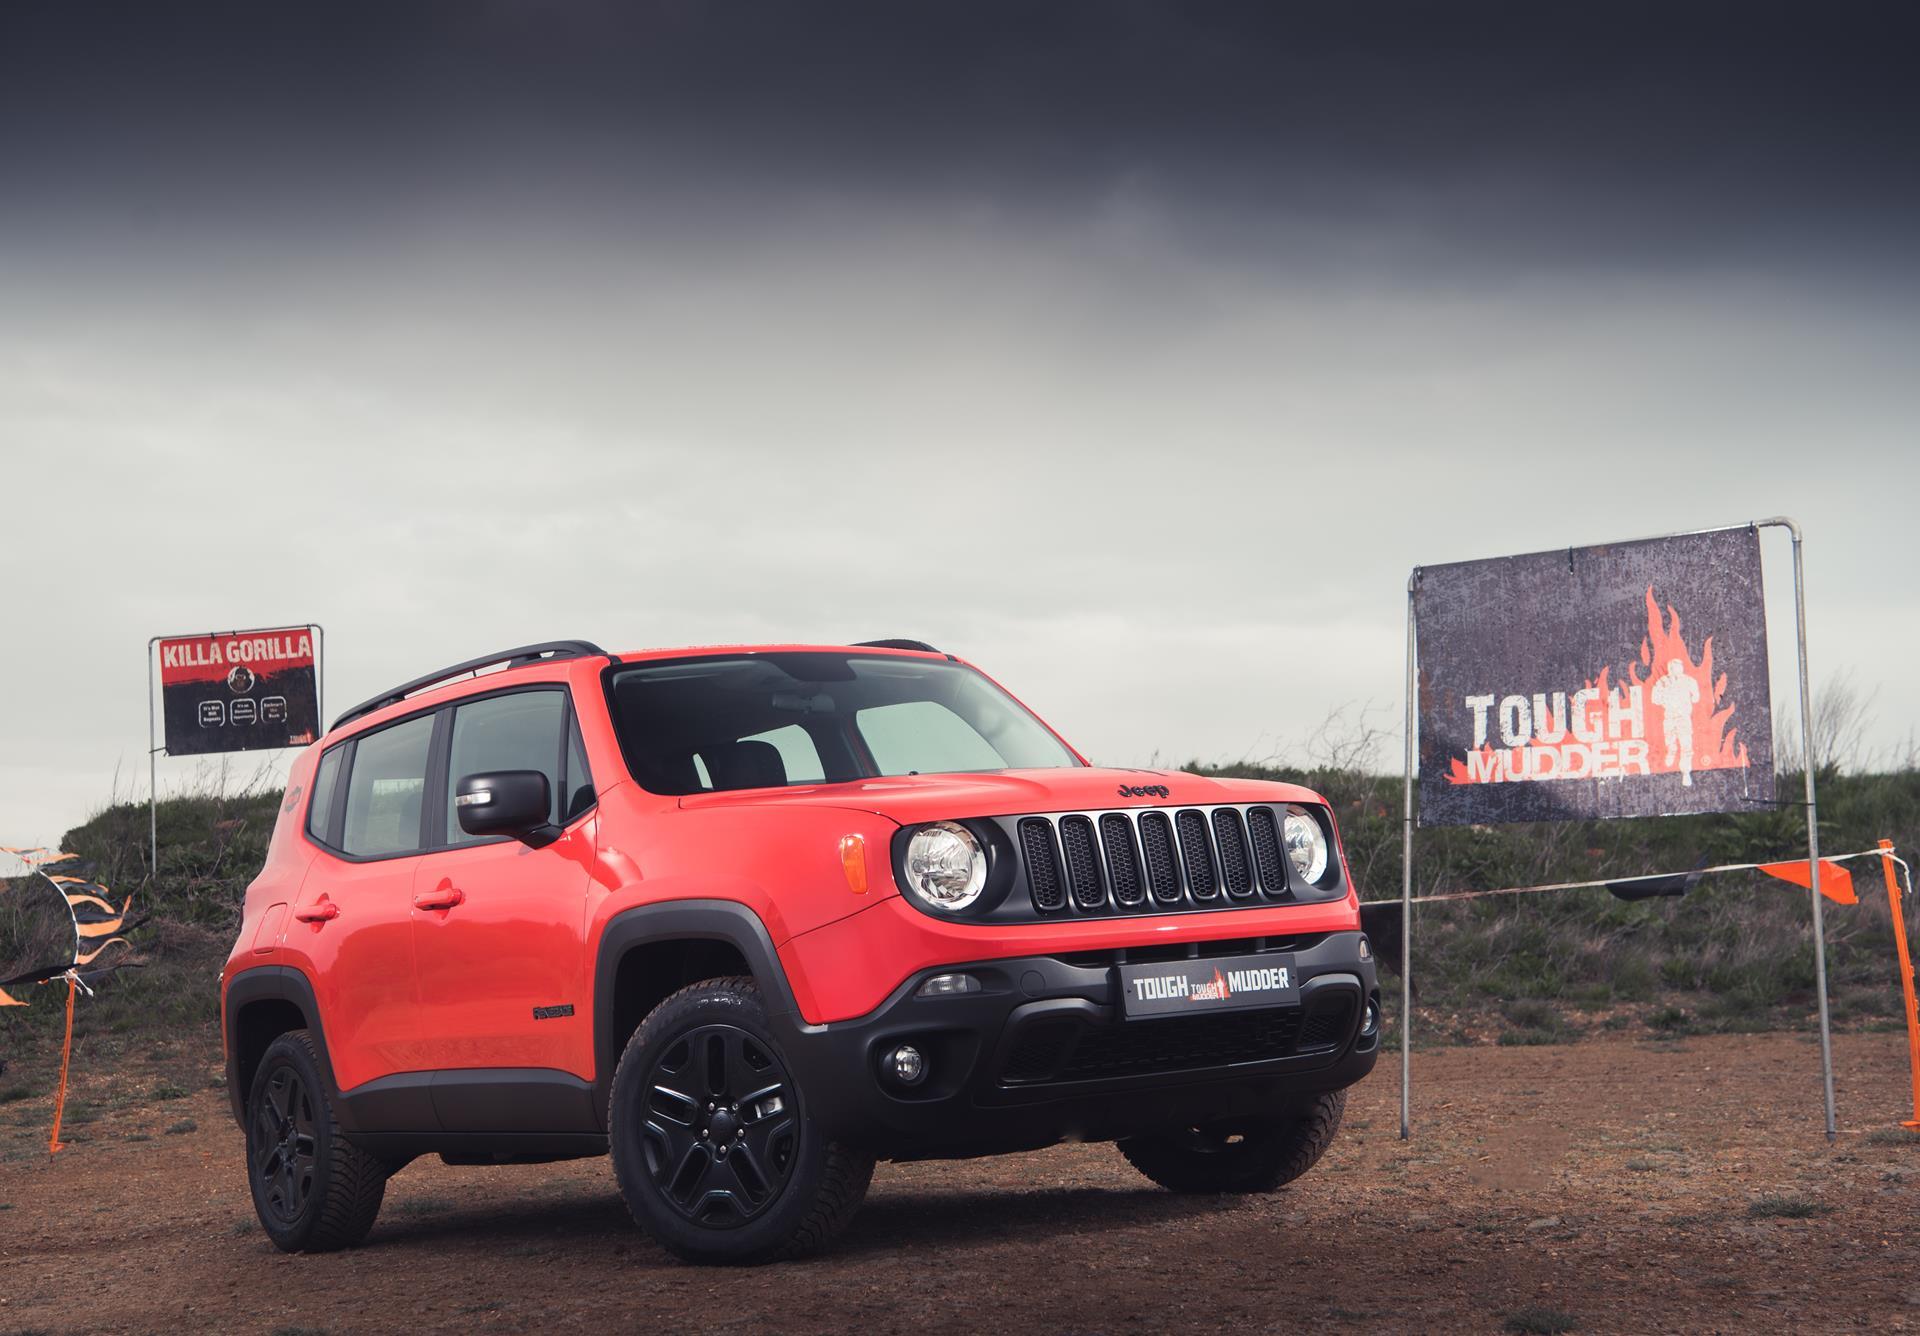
xmin=3 ymin=766 xmax=1916 ymax=1095
xmin=1198 ymin=759 xmax=1920 ymax=1045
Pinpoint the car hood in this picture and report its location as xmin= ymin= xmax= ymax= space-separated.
xmin=675 ymin=767 xmax=1327 ymax=825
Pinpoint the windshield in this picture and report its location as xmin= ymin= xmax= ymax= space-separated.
xmin=606 ymin=653 xmax=1081 ymax=793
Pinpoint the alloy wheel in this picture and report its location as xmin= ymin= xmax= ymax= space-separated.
xmin=640 ymin=1023 xmax=798 ymax=1227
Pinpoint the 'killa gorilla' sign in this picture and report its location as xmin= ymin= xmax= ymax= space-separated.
xmin=1415 ymin=529 xmax=1774 ymax=826
xmin=158 ymin=628 xmax=319 ymax=756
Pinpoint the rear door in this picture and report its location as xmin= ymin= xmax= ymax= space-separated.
xmin=408 ymin=687 xmax=597 ymax=1099
xmin=293 ymin=713 xmax=435 ymax=1092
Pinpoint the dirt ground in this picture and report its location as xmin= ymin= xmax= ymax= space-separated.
xmin=2 ymin=1030 xmax=1917 ymax=1335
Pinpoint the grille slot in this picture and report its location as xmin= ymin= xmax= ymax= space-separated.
xmin=1246 ymin=806 xmax=1289 ymax=897
xmin=1175 ymin=810 xmax=1218 ymax=900
xmin=1212 ymin=808 xmax=1254 ymax=898
xmin=1138 ymin=812 xmax=1182 ymax=903
xmin=1021 ymin=818 xmax=1065 ymax=911
xmin=1001 ymin=1008 xmax=1309 ymax=1085
xmin=1058 ymin=815 xmax=1106 ymax=910
xmin=1099 ymin=814 xmax=1145 ymax=907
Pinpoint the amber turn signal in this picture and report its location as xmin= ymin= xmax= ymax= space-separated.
xmin=839 ymin=833 xmax=869 ymax=895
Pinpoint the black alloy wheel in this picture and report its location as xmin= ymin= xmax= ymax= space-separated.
xmin=609 ymin=976 xmax=874 ymax=1263
xmin=251 ymin=1064 xmax=319 ymax=1229
xmin=642 ymin=1023 xmax=798 ymax=1226
xmin=243 ymin=1030 xmax=388 ymax=1252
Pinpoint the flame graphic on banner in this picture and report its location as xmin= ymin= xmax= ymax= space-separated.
xmin=1448 ymin=586 xmax=1750 ymax=786
xmin=1624 ymin=587 xmax=1747 ymax=771
xmin=0 ymin=847 xmax=134 ymax=1005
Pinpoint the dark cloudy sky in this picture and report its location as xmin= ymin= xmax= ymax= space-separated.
xmin=3 ymin=3 xmax=1917 ymax=848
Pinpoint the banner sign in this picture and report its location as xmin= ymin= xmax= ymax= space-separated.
xmin=157 ymin=627 xmax=319 ymax=756
xmin=1415 ymin=528 xmax=1773 ymax=826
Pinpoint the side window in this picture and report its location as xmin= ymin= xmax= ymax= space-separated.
xmin=445 ymin=691 xmax=566 ymax=844
xmin=306 ymin=746 xmax=343 ymax=844
xmin=856 ymin=701 xmax=1005 ymax=776
xmin=341 ymin=714 xmax=435 ymax=857
xmin=563 ymin=713 xmax=596 ymax=820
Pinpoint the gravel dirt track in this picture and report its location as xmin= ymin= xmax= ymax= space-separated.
xmin=3 ymin=1030 xmax=1917 ymax=1334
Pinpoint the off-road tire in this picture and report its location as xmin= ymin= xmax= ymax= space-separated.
xmin=1119 ymin=1090 xmax=1347 ymax=1194
xmin=245 ymin=1030 xmax=388 ymax=1252
xmin=609 ymin=976 xmax=874 ymax=1264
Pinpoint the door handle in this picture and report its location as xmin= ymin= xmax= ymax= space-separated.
xmin=413 ymin=885 xmax=466 ymax=911
xmin=293 ymin=901 xmax=339 ymax=923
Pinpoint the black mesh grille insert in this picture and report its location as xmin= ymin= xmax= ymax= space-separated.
xmin=1246 ymin=806 xmax=1288 ymax=897
xmin=1298 ymin=996 xmax=1357 ymax=1050
xmin=1099 ymin=814 xmax=1145 ymax=907
xmin=1021 ymin=818 xmax=1065 ymax=911
xmin=1212 ymin=808 xmax=1254 ymax=898
xmin=1138 ymin=812 xmax=1182 ymax=903
xmin=1175 ymin=809 xmax=1218 ymax=900
xmin=1058 ymin=815 xmax=1106 ymax=910
xmin=1002 ymin=1020 xmax=1078 ymax=1082
xmin=1001 ymin=1007 xmax=1309 ymax=1085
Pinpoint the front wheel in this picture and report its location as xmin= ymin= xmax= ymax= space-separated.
xmin=1120 ymin=1090 xmax=1347 ymax=1194
xmin=608 ymin=977 xmax=873 ymax=1264
xmin=245 ymin=1030 xmax=388 ymax=1251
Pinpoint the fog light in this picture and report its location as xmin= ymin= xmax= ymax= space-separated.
xmin=1361 ymin=999 xmax=1381 ymax=1037
xmin=916 ymin=972 xmax=980 ymax=998
xmin=1357 ymin=935 xmax=1372 ymax=961
xmin=888 ymin=1044 xmax=927 ymax=1085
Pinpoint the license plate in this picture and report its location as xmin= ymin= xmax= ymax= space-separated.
xmin=1119 ymin=953 xmax=1299 ymax=1019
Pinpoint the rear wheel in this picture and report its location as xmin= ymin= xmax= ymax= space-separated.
xmin=609 ymin=977 xmax=873 ymax=1264
xmin=1120 ymin=1090 xmax=1347 ymax=1194
xmin=245 ymin=1030 xmax=388 ymax=1251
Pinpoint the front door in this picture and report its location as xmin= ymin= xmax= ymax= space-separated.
xmin=409 ymin=688 xmax=596 ymax=1092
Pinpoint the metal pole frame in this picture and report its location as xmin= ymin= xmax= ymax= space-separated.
xmin=146 ymin=622 xmax=326 ymax=889
xmin=1400 ymin=572 xmax=1417 ymax=1139
xmin=1397 ymin=517 xmax=1835 ymax=1141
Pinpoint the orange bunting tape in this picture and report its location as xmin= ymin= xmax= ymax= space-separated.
xmin=1758 ymin=859 xmax=1859 ymax=905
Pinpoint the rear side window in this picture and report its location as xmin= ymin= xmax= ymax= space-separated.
xmin=342 ymin=714 xmax=435 ymax=857
xmin=445 ymin=691 xmax=566 ymax=844
xmin=306 ymin=747 xmax=343 ymax=844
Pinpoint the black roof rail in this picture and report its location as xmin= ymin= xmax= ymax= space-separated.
xmin=851 ymin=638 xmax=940 ymax=653
xmin=331 ymin=640 xmax=609 ymax=732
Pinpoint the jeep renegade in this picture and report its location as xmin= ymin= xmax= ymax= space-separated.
xmin=223 ymin=640 xmax=1380 ymax=1263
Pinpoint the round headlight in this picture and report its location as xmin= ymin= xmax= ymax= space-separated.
xmin=1282 ymin=805 xmax=1330 ymax=885
xmin=903 ymin=821 xmax=987 ymax=911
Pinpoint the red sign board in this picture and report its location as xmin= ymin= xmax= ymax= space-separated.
xmin=157 ymin=627 xmax=320 ymax=755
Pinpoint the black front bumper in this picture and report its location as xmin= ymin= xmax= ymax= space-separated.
xmin=780 ymin=930 xmax=1379 ymax=1160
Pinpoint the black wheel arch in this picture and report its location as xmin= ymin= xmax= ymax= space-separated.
xmin=224 ymin=965 xmax=338 ymax=1131
xmin=590 ymin=900 xmax=803 ymax=1132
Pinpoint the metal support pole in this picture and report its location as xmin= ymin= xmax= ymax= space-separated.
xmin=1400 ymin=572 xmax=1417 ymax=1140
xmin=1784 ymin=520 xmax=1838 ymax=1141
xmin=147 ymin=636 xmax=161 ymax=881
xmin=313 ymin=623 xmax=326 ymax=738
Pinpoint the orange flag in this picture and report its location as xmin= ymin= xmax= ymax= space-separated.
xmin=1758 ymin=859 xmax=1858 ymax=905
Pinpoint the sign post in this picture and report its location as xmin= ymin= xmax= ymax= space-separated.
xmin=1399 ymin=519 xmax=1834 ymax=1139
xmin=147 ymin=624 xmax=324 ymax=879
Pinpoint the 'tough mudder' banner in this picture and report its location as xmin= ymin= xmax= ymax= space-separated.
xmin=158 ymin=627 xmax=319 ymax=755
xmin=1415 ymin=528 xmax=1774 ymax=826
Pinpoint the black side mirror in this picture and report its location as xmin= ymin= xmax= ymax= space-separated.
xmin=455 ymin=770 xmax=557 ymax=846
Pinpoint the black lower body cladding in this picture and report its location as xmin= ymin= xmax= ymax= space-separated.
xmin=777 ymin=929 xmax=1379 ymax=1160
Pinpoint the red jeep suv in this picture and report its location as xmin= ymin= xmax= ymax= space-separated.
xmin=223 ymin=640 xmax=1379 ymax=1262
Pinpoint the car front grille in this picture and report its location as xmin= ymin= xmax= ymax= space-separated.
xmin=1000 ymin=1007 xmax=1310 ymax=1085
xmin=1010 ymin=804 xmax=1310 ymax=917
xmin=998 ymin=985 xmax=1359 ymax=1087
